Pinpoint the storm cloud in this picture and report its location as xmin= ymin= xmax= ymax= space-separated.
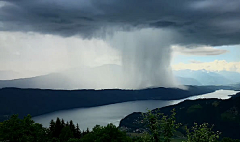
xmin=1 ymin=0 xmax=240 ymax=89
xmin=0 ymin=0 xmax=240 ymax=46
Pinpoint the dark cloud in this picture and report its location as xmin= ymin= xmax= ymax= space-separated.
xmin=172 ymin=46 xmax=228 ymax=56
xmin=0 ymin=0 xmax=240 ymax=45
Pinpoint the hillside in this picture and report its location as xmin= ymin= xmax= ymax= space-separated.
xmin=119 ymin=92 xmax=240 ymax=139
xmin=2 ymin=67 xmax=240 ymax=90
xmin=0 ymin=73 xmax=73 ymax=89
xmin=0 ymin=65 xmax=124 ymax=90
xmin=0 ymin=86 xmax=221 ymax=122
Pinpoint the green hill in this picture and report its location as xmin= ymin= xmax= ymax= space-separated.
xmin=119 ymin=92 xmax=240 ymax=139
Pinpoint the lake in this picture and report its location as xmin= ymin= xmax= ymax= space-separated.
xmin=33 ymin=89 xmax=239 ymax=130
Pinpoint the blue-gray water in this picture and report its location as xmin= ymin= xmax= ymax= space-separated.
xmin=33 ymin=90 xmax=239 ymax=130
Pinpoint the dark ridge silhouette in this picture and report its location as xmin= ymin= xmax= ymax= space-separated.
xmin=0 ymin=86 xmax=228 ymax=122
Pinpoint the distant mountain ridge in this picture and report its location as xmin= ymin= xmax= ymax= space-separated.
xmin=174 ymin=69 xmax=240 ymax=85
xmin=0 ymin=73 xmax=72 ymax=89
xmin=175 ymin=76 xmax=202 ymax=86
xmin=0 ymin=70 xmax=46 ymax=80
xmin=1 ymin=66 xmax=240 ymax=89
xmin=0 ymin=65 xmax=126 ymax=89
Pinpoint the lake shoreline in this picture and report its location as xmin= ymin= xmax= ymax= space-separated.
xmin=1 ymin=85 xmax=223 ymax=122
xmin=33 ymin=90 xmax=239 ymax=130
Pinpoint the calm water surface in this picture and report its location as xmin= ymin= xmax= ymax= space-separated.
xmin=33 ymin=90 xmax=239 ymax=130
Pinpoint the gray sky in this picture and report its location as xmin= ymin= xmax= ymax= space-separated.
xmin=1 ymin=0 xmax=240 ymax=45
xmin=0 ymin=0 xmax=240 ymax=88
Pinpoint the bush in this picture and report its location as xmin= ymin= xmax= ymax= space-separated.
xmin=141 ymin=109 xmax=181 ymax=142
xmin=221 ymin=137 xmax=240 ymax=142
xmin=80 ymin=124 xmax=132 ymax=142
xmin=0 ymin=114 xmax=48 ymax=142
xmin=184 ymin=123 xmax=221 ymax=142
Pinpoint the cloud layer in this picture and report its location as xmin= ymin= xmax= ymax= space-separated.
xmin=172 ymin=60 xmax=240 ymax=73
xmin=1 ymin=0 xmax=240 ymax=89
xmin=0 ymin=31 xmax=120 ymax=74
xmin=172 ymin=46 xmax=228 ymax=56
xmin=1 ymin=0 xmax=240 ymax=46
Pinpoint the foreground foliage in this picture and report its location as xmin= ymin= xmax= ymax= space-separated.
xmin=184 ymin=123 xmax=220 ymax=142
xmin=0 ymin=111 xmax=239 ymax=142
xmin=79 ymin=124 xmax=132 ymax=142
xmin=140 ymin=109 xmax=181 ymax=142
xmin=120 ymin=95 xmax=240 ymax=139
xmin=0 ymin=114 xmax=48 ymax=142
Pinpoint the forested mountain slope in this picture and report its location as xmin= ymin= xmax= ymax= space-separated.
xmin=119 ymin=92 xmax=240 ymax=139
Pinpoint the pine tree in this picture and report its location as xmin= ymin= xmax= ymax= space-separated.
xmin=75 ymin=123 xmax=81 ymax=138
xmin=69 ymin=120 xmax=76 ymax=134
xmin=82 ymin=130 xmax=85 ymax=137
xmin=61 ymin=119 xmax=65 ymax=127
xmin=86 ymin=128 xmax=90 ymax=134
xmin=55 ymin=117 xmax=62 ymax=138
xmin=59 ymin=126 xmax=73 ymax=142
xmin=49 ymin=119 xmax=56 ymax=137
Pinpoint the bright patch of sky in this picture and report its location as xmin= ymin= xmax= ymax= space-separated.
xmin=172 ymin=45 xmax=240 ymax=65
xmin=171 ymin=45 xmax=240 ymax=72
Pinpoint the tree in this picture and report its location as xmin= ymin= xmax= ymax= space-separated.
xmin=61 ymin=119 xmax=65 ymax=127
xmin=68 ymin=138 xmax=81 ymax=142
xmin=49 ymin=119 xmax=56 ymax=137
xmin=74 ymin=123 xmax=81 ymax=138
xmin=80 ymin=124 xmax=132 ymax=142
xmin=69 ymin=120 xmax=76 ymax=134
xmin=0 ymin=114 xmax=48 ymax=142
xmin=86 ymin=128 xmax=90 ymax=133
xmin=0 ymin=114 xmax=22 ymax=141
xmin=0 ymin=122 xmax=3 ymax=141
xmin=221 ymin=137 xmax=240 ymax=142
xmin=184 ymin=123 xmax=221 ymax=142
xmin=59 ymin=126 xmax=74 ymax=142
xmin=141 ymin=109 xmax=181 ymax=142
xmin=55 ymin=117 xmax=62 ymax=137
